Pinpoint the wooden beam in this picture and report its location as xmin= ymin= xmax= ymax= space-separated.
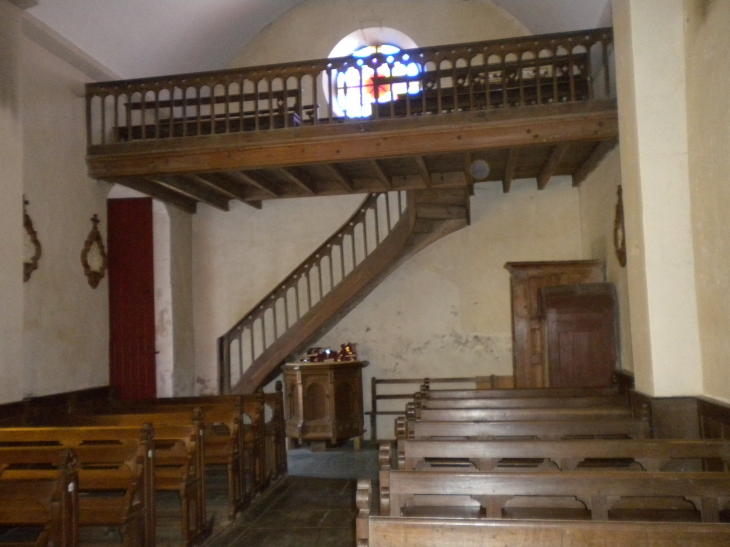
xmin=228 ymin=170 xmax=281 ymax=198
xmin=278 ymin=168 xmax=316 ymax=195
xmin=150 ymin=175 xmax=230 ymax=211
xmin=194 ymin=174 xmax=264 ymax=209
xmin=322 ymin=164 xmax=354 ymax=193
xmin=572 ymin=139 xmax=618 ymax=187
xmin=414 ymin=156 xmax=432 ymax=188
xmin=463 ymin=152 xmax=475 ymax=195
xmin=503 ymin=148 xmax=520 ymax=194
xmin=107 ymin=177 xmax=197 ymax=214
xmin=537 ymin=144 xmax=569 ymax=190
xmin=87 ymin=101 xmax=619 ymax=179
xmin=369 ymin=160 xmax=392 ymax=190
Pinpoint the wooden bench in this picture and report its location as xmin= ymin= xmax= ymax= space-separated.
xmin=414 ymin=393 xmax=630 ymax=410
xmin=379 ymin=468 xmax=730 ymax=521
xmin=409 ymin=404 xmax=633 ymax=422
xmin=0 ymin=425 xmax=154 ymax=547
xmin=421 ymin=386 xmax=620 ymax=399
xmin=396 ymin=416 xmax=651 ymax=441
xmin=356 ymin=480 xmax=730 ymax=547
xmin=107 ymin=397 xmax=250 ymax=520
xmin=0 ymin=448 xmax=78 ymax=547
xmin=388 ymin=438 xmax=730 ymax=472
xmin=262 ymin=389 xmax=287 ymax=484
xmin=37 ymin=412 xmax=206 ymax=547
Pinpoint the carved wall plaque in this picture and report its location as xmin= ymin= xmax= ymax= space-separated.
xmin=23 ymin=197 xmax=42 ymax=282
xmin=613 ymin=186 xmax=627 ymax=267
xmin=81 ymin=214 xmax=108 ymax=288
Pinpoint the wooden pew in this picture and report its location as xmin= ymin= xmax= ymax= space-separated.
xmin=262 ymin=387 xmax=288 ymax=483
xmin=414 ymin=393 xmax=630 ymax=410
xmin=35 ymin=412 xmax=207 ymax=547
xmin=379 ymin=468 xmax=730 ymax=521
xmin=107 ymin=397 xmax=250 ymax=520
xmin=0 ymin=448 xmax=78 ymax=547
xmin=388 ymin=438 xmax=730 ymax=472
xmin=409 ymin=404 xmax=633 ymax=422
xmin=356 ymin=480 xmax=730 ymax=547
xmin=0 ymin=425 xmax=155 ymax=547
xmin=396 ymin=416 xmax=651 ymax=441
xmin=421 ymin=386 xmax=619 ymax=399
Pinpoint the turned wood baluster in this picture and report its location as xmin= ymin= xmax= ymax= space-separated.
xmin=451 ymin=57 xmax=459 ymax=113
xmin=569 ymin=44 xmax=576 ymax=101
xmin=306 ymin=268 xmax=312 ymax=311
xmin=501 ymin=51 xmax=508 ymax=107
xmin=518 ymin=52 xmax=525 ymax=106
xmin=552 ymin=52 xmax=559 ymax=103
xmin=603 ymin=38 xmax=611 ymax=98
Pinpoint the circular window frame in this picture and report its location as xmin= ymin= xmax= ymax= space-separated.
xmin=324 ymin=27 xmax=419 ymax=118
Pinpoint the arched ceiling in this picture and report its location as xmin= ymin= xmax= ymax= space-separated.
xmin=24 ymin=0 xmax=611 ymax=79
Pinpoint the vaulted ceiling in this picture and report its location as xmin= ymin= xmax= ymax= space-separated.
xmin=23 ymin=0 xmax=612 ymax=79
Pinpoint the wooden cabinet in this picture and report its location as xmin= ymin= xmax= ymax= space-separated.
xmin=504 ymin=261 xmax=604 ymax=388
xmin=541 ymin=283 xmax=617 ymax=388
xmin=281 ymin=361 xmax=367 ymax=447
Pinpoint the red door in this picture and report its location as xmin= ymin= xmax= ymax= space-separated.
xmin=107 ymin=198 xmax=156 ymax=399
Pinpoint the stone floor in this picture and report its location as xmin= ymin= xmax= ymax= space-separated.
xmin=204 ymin=442 xmax=379 ymax=547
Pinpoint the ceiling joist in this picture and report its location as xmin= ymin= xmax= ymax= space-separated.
xmin=369 ymin=160 xmax=392 ymax=191
xmin=503 ymin=148 xmax=520 ymax=194
xmin=150 ymin=175 xmax=230 ymax=211
xmin=537 ymin=144 xmax=569 ymax=190
xmin=279 ymin=168 xmax=316 ymax=195
xmin=572 ymin=139 xmax=618 ymax=187
xmin=323 ymin=164 xmax=354 ymax=193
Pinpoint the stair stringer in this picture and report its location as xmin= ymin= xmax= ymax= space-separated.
xmin=227 ymin=188 xmax=470 ymax=394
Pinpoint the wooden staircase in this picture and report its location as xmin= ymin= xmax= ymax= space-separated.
xmin=218 ymin=188 xmax=470 ymax=394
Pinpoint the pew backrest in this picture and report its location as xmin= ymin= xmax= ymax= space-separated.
xmin=356 ymin=479 xmax=730 ymax=547
xmin=381 ymin=469 xmax=730 ymax=521
xmin=389 ymin=438 xmax=730 ymax=472
xmin=396 ymin=416 xmax=651 ymax=441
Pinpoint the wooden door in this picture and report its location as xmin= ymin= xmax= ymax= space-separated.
xmin=543 ymin=284 xmax=617 ymax=388
xmin=505 ymin=261 xmax=605 ymax=388
xmin=107 ymin=198 xmax=156 ymax=399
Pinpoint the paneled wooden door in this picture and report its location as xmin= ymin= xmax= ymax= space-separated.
xmin=543 ymin=284 xmax=617 ymax=388
xmin=107 ymin=198 xmax=156 ymax=399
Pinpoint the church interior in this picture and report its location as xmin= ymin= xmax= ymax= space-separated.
xmin=2 ymin=0 xmax=730 ymax=545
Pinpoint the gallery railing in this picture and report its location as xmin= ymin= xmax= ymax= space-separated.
xmin=86 ymin=27 xmax=614 ymax=146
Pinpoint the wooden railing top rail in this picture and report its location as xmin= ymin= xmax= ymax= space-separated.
xmin=86 ymin=27 xmax=612 ymax=94
xmin=86 ymin=27 xmax=613 ymax=146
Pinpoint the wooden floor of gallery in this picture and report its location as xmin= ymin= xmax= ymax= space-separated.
xmin=205 ymin=443 xmax=379 ymax=547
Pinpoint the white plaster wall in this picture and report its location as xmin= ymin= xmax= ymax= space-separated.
xmin=0 ymin=1 xmax=26 ymax=403
xmin=153 ymin=200 xmax=174 ymax=398
xmin=20 ymin=25 xmax=111 ymax=396
xmin=578 ymin=148 xmax=633 ymax=372
xmin=193 ymin=196 xmax=363 ymax=394
xmin=193 ymin=0 xmax=532 ymax=393
xmin=318 ymin=178 xmax=583 ymax=438
xmin=232 ymin=0 xmax=527 ymax=68
xmin=169 ymin=205 xmax=196 ymax=396
xmin=684 ymin=0 xmax=730 ymax=403
xmin=612 ymin=0 xmax=703 ymax=396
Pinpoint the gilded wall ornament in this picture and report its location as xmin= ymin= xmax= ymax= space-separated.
xmin=613 ymin=186 xmax=627 ymax=267
xmin=81 ymin=214 xmax=108 ymax=288
xmin=23 ymin=197 xmax=42 ymax=283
